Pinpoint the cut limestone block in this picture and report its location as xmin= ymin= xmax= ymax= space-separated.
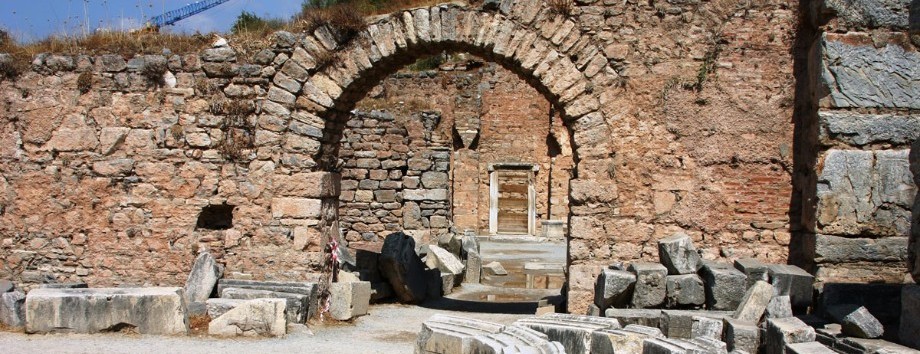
xmin=221 ymin=287 xmax=308 ymax=324
xmin=465 ymin=250 xmax=482 ymax=284
xmin=766 ymin=295 xmax=793 ymax=319
xmin=483 ymin=261 xmax=508 ymax=276
xmin=379 ymin=232 xmax=429 ymax=303
xmin=700 ymin=262 xmax=747 ymax=311
xmin=426 ymin=245 xmax=465 ymax=276
xmin=594 ymin=269 xmax=636 ymax=310
xmin=665 ymin=274 xmax=706 ymax=308
xmin=901 ymin=284 xmax=920 ymax=350
xmin=643 ymin=337 xmax=709 ymax=354
xmin=416 ymin=314 xmax=505 ymax=354
xmin=329 ymin=281 xmax=371 ymax=321
xmin=205 ymin=298 xmax=246 ymax=320
xmin=765 ymin=317 xmax=816 ymax=354
xmin=591 ymin=327 xmax=662 ymax=354
xmin=733 ymin=280 xmax=774 ymax=322
xmin=629 ymin=262 xmax=668 ymax=308
xmin=767 ymin=265 xmax=814 ymax=311
xmin=691 ymin=315 xmax=723 ymax=339
xmin=691 ymin=336 xmax=729 ymax=354
xmin=472 ymin=325 xmax=565 ymax=354
xmin=734 ymin=258 xmax=771 ymax=289
xmin=828 ymin=305 xmax=884 ymax=339
xmin=0 ymin=290 xmax=25 ymax=328
xmin=785 ymin=341 xmax=835 ymax=354
xmin=604 ymin=308 xmax=661 ymax=328
xmin=25 ymin=287 xmax=188 ymax=335
xmin=515 ymin=313 xmax=621 ymax=354
xmin=184 ymin=252 xmax=223 ymax=303
xmin=658 ymin=233 xmax=702 ymax=275
xmin=723 ymin=317 xmax=760 ymax=354
xmin=208 ymin=298 xmax=286 ymax=337
xmin=660 ymin=310 xmax=730 ymax=339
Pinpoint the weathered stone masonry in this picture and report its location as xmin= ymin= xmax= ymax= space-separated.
xmin=1 ymin=0 xmax=874 ymax=314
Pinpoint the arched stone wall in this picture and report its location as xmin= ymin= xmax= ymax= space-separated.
xmin=263 ymin=4 xmax=616 ymax=311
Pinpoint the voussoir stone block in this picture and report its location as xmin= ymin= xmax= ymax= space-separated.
xmin=515 ymin=313 xmax=621 ymax=354
xmin=426 ymin=245 xmax=465 ymax=276
xmin=700 ymin=262 xmax=747 ymax=311
xmin=25 ymin=287 xmax=189 ymax=335
xmin=658 ymin=233 xmax=702 ymax=275
xmin=629 ymin=262 xmax=667 ymax=308
xmin=594 ymin=269 xmax=636 ymax=310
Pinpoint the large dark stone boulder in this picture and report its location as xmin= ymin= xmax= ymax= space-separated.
xmin=378 ymin=232 xmax=428 ymax=303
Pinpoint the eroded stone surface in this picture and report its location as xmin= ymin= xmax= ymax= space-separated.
xmin=208 ymin=298 xmax=286 ymax=337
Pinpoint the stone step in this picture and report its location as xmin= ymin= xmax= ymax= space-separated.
xmin=25 ymin=287 xmax=188 ymax=335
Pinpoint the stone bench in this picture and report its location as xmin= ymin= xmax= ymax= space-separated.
xmin=515 ymin=313 xmax=621 ymax=354
xmin=25 ymin=287 xmax=188 ymax=335
xmin=416 ymin=314 xmax=564 ymax=354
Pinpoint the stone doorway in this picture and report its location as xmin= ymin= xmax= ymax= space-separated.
xmin=489 ymin=163 xmax=538 ymax=236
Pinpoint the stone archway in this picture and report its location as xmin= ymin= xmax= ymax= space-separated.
xmin=264 ymin=4 xmax=617 ymax=312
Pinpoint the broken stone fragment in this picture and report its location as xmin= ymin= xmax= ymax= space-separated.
xmin=658 ymin=233 xmax=702 ymax=275
xmin=208 ymin=298 xmax=286 ymax=337
xmin=483 ymin=261 xmax=508 ymax=276
xmin=828 ymin=305 xmax=884 ymax=339
xmin=765 ymin=317 xmax=816 ymax=354
xmin=628 ymin=262 xmax=667 ymax=309
xmin=426 ymin=245 xmax=465 ymax=276
xmin=184 ymin=251 xmax=223 ymax=304
xmin=665 ymin=274 xmax=706 ymax=308
xmin=733 ymin=280 xmax=774 ymax=322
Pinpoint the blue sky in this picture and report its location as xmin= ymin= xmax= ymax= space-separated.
xmin=1 ymin=0 xmax=305 ymax=42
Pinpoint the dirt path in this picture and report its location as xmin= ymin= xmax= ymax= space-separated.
xmin=0 ymin=303 xmax=530 ymax=354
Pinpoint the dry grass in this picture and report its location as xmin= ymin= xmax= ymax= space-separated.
xmin=77 ymin=71 xmax=92 ymax=93
xmin=546 ymin=0 xmax=574 ymax=17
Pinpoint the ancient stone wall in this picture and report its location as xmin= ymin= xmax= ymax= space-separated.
xmin=796 ymin=0 xmax=919 ymax=286
xmin=0 ymin=1 xmax=805 ymax=313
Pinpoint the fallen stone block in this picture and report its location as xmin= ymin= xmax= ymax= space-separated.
xmin=205 ymin=298 xmax=246 ymax=320
xmin=220 ymin=287 xmax=309 ymax=324
xmin=208 ymin=298 xmax=286 ymax=337
xmin=185 ymin=252 xmax=223 ymax=304
xmin=629 ymin=262 xmax=667 ymax=308
xmin=768 ymin=265 xmax=813 ymax=311
xmin=733 ymin=280 xmax=774 ymax=322
xmin=818 ymin=283 xmax=901 ymax=327
xmin=379 ymin=232 xmax=428 ymax=303
xmin=723 ymin=317 xmax=760 ymax=354
xmin=766 ymin=295 xmax=793 ymax=319
xmin=25 ymin=287 xmax=188 ymax=335
xmin=658 ymin=233 xmax=702 ymax=275
xmin=734 ymin=258 xmax=770 ymax=289
xmin=426 ymin=245 xmax=465 ymax=276
xmin=604 ymin=308 xmax=661 ymax=328
xmin=660 ymin=310 xmax=732 ymax=340
xmin=38 ymin=282 xmax=88 ymax=289
xmin=329 ymin=281 xmax=371 ymax=321
xmin=665 ymin=274 xmax=706 ymax=308
xmin=828 ymin=305 xmax=884 ymax=339
xmin=515 ymin=313 xmax=621 ymax=354
xmin=691 ymin=315 xmax=723 ymax=339
xmin=594 ymin=269 xmax=636 ymax=310
xmin=700 ymin=262 xmax=747 ymax=311
xmin=690 ymin=336 xmax=728 ymax=354
xmin=765 ymin=317 xmax=816 ymax=354
xmin=416 ymin=314 xmax=505 ymax=354
xmin=785 ymin=341 xmax=835 ymax=354
xmin=483 ymin=261 xmax=508 ymax=276
xmin=0 ymin=290 xmax=25 ymax=328
xmin=901 ymin=284 xmax=920 ymax=350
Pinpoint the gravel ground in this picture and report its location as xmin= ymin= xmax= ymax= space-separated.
xmin=0 ymin=303 xmax=530 ymax=354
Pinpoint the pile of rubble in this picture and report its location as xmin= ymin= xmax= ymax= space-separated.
xmin=353 ymin=231 xmax=480 ymax=304
xmin=0 ymin=251 xmax=372 ymax=337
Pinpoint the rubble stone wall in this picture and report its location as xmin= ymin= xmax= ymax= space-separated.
xmin=797 ymin=0 xmax=920 ymax=286
xmin=0 ymin=1 xmax=809 ymax=313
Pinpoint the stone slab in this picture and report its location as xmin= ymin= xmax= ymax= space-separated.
xmin=25 ymin=287 xmax=188 ymax=335
xmin=220 ymin=287 xmax=309 ymax=324
xmin=208 ymin=298 xmax=286 ymax=337
xmin=818 ymin=111 xmax=920 ymax=147
xmin=185 ymin=252 xmax=222 ymax=303
xmin=733 ymin=280 xmax=774 ymax=322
